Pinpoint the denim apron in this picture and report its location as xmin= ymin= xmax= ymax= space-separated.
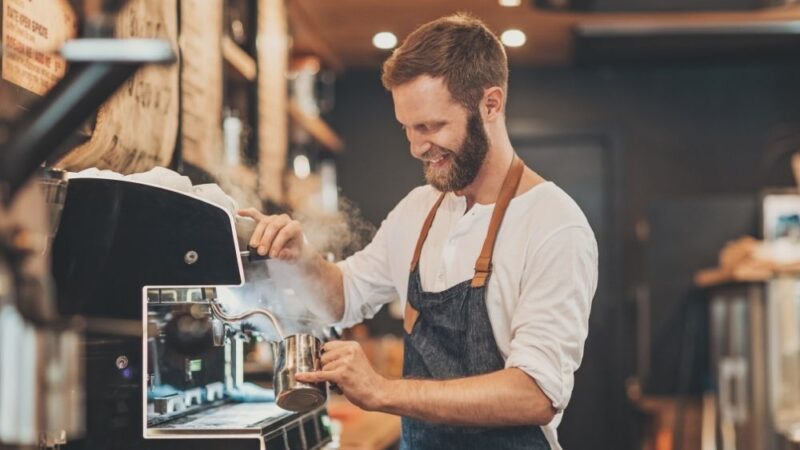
xmin=400 ymin=156 xmax=551 ymax=450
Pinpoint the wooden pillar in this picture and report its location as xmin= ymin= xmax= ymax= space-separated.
xmin=257 ymin=0 xmax=289 ymax=203
xmin=179 ymin=0 xmax=224 ymax=173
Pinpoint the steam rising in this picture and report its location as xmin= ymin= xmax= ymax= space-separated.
xmin=217 ymin=198 xmax=376 ymax=340
xmin=294 ymin=197 xmax=376 ymax=261
xmin=212 ymin=170 xmax=261 ymax=216
xmin=67 ymin=166 xmax=376 ymax=340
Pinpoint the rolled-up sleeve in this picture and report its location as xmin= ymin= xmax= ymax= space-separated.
xmin=504 ymin=225 xmax=598 ymax=411
xmin=334 ymin=210 xmax=401 ymax=329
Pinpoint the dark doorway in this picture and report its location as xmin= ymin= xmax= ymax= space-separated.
xmin=514 ymin=133 xmax=631 ymax=450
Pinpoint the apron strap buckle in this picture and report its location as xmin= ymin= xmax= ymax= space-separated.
xmin=471 ymin=263 xmax=492 ymax=288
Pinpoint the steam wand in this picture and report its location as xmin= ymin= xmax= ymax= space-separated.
xmin=209 ymin=299 xmax=285 ymax=340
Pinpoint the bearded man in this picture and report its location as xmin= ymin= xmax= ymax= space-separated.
xmin=239 ymin=13 xmax=598 ymax=450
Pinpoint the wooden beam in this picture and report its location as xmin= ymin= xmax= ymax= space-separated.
xmin=287 ymin=0 xmax=345 ymax=72
xmin=258 ymin=0 xmax=289 ymax=202
xmin=180 ymin=0 xmax=224 ymax=172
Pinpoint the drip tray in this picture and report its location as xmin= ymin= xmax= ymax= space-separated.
xmin=151 ymin=402 xmax=291 ymax=433
xmin=145 ymin=402 xmax=332 ymax=449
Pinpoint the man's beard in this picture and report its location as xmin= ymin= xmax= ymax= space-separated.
xmin=422 ymin=112 xmax=489 ymax=192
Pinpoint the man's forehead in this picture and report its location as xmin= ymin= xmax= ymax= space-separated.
xmin=392 ymin=76 xmax=461 ymax=123
xmin=393 ymin=75 xmax=451 ymax=101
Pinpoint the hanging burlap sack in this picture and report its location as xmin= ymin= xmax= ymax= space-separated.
xmin=56 ymin=0 xmax=179 ymax=174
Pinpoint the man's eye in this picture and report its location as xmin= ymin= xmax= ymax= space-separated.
xmin=422 ymin=123 xmax=443 ymax=133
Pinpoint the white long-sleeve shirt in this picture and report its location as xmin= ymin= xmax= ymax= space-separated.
xmin=335 ymin=182 xmax=598 ymax=449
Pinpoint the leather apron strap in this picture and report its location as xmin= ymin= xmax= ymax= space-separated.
xmin=404 ymin=192 xmax=446 ymax=334
xmin=410 ymin=155 xmax=525 ymax=287
xmin=409 ymin=155 xmax=525 ymax=282
xmin=404 ymin=156 xmax=525 ymax=333
xmin=409 ymin=192 xmax=447 ymax=273
xmin=470 ymin=155 xmax=524 ymax=288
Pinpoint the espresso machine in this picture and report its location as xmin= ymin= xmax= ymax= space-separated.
xmin=1 ymin=1 xmax=175 ymax=448
xmin=50 ymin=175 xmax=332 ymax=450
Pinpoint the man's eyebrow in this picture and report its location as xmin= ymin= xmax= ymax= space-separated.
xmin=413 ymin=120 xmax=447 ymax=128
xmin=396 ymin=119 xmax=448 ymax=130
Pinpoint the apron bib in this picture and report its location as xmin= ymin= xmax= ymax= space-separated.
xmin=400 ymin=156 xmax=550 ymax=450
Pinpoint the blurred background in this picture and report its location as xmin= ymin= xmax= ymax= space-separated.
xmin=1 ymin=1 xmax=800 ymax=449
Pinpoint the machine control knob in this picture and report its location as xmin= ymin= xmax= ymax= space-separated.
xmin=184 ymin=250 xmax=199 ymax=265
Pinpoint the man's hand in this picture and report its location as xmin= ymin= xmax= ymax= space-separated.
xmin=237 ymin=208 xmax=307 ymax=262
xmin=295 ymin=340 xmax=389 ymax=411
xmin=300 ymin=347 xmax=556 ymax=426
xmin=237 ymin=208 xmax=346 ymax=323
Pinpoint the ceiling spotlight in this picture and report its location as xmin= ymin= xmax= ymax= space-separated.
xmin=500 ymin=29 xmax=526 ymax=48
xmin=499 ymin=0 xmax=522 ymax=6
xmin=372 ymin=31 xmax=398 ymax=50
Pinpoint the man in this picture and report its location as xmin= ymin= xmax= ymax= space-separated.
xmin=239 ymin=13 xmax=597 ymax=450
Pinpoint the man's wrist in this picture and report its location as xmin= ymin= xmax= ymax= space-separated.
xmin=375 ymin=378 xmax=401 ymax=412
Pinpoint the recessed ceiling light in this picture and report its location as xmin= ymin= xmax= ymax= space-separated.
xmin=372 ymin=31 xmax=398 ymax=50
xmin=499 ymin=0 xmax=522 ymax=6
xmin=500 ymin=29 xmax=526 ymax=48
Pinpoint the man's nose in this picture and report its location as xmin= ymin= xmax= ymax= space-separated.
xmin=408 ymin=130 xmax=431 ymax=158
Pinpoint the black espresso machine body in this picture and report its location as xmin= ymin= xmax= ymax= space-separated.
xmin=52 ymin=178 xmax=331 ymax=450
xmin=53 ymin=177 xmax=243 ymax=320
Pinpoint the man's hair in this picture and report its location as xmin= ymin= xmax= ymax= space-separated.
xmin=381 ymin=13 xmax=508 ymax=112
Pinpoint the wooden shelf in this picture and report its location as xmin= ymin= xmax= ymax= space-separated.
xmin=288 ymin=100 xmax=344 ymax=153
xmin=222 ymin=35 xmax=257 ymax=82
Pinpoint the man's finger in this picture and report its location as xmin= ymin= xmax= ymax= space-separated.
xmin=237 ymin=208 xmax=261 ymax=220
xmin=249 ymin=217 xmax=271 ymax=248
xmin=320 ymin=347 xmax=349 ymax=365
xmin=270 ymin=226 xmax=298 ymax=258
xmin=278 ymin=249 xmax=297 ymax=261
xmin=321 ymin=340 xmax=350 ymax=353
xmin=295 ymin=370 xmax=337 ymax=383
xmin=321 ymin=359 xmax=346 ymax=373
xmin=259 ymin=219 xmax=289 ymax=255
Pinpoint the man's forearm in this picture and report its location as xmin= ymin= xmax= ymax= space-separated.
xmin=378 ymin=368 xmax=556 ymax=427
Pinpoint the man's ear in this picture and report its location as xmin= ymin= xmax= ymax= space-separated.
xmin=482 ymin=86 xmax=505 ymax=122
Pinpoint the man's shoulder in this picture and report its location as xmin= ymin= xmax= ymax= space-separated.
xmin=390 ymin=184 xmax=442 ymax=217
xmin=404 ymin=184 xmax=441 ymax=203
xmin=511 ymin=182 xmax=594 ymax=242
xmin=516 ymin=182 xmax=589 ymax=222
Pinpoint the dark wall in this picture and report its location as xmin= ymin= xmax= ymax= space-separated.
xmin=330 ymin=61 xmax=800 ymax=449
xmin=331 ymin=77 xmax=424 ymax=226
xmin=333 ymin=62 xmax=800 ymax=225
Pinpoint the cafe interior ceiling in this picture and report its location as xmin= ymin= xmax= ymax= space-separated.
xmin=289 ymin=0 xmax=800 ymax=69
